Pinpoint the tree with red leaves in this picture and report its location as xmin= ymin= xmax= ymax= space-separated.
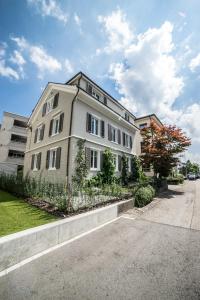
xmin=140 ymin=121 xmax=191 ymax=178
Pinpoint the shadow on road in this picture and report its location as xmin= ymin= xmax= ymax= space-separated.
xmin=157 ymin=188 xmax=184 ymax=199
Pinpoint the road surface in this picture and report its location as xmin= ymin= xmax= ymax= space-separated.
xmin=0 ymin=180 xmax=200 ymax=300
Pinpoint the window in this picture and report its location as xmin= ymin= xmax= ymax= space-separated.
xmin=92 ymin=89 xmax=100 ymax=100
xmin=42 ymin=93 xmax=59 ymax=116
xmin=46 ymin=147 xmax=61 ymax=170
xmin=8 ymin=150 xmax=24 ymax=159
xmin=123 ymin=133 xmax=129 ymax=148
xmin=125 ymin=113 xmax=130 ymax=122
xmin=139 ymin=123 xmax=148 ymax=129
xmin=128 ymin=157 xmax=131 ymax=172
xmin=52 ymin=116 xmax=60 ymax=135
xmin=11 ymin=134 xmax=27 ymax=144
xmin=46 ymin=98 xmax=53 ymax=114
xmin=110 ymin=126 xmax=117 ymax=143
xmin=13 ymin=119 xmax=27 ymax=128
xmin=113 ymin=154 xmax=118 ymax=171
xmin=31 ymin=153 xmax=41 ymax=171
xmin=90 ymin=149 xmax=98 ymax=170
xmin=91 ymin=116 xmax=98 ymax=135
xmin=49 ymin=113 xmax=64 ymax=137
xmin=34 ymin=124 xmax=45 ymax=143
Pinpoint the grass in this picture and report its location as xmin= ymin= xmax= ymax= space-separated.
xmin=0 ymin=190 xmax=59 ymax=237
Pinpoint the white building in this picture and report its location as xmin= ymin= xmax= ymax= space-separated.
xmin=0 ymin=112 xmax=28 ymax=175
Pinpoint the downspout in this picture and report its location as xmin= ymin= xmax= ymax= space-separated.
xmin=66 ymin=75 xmax=82 ymax=185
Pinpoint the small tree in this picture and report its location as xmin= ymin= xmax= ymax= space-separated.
xmin=101 ymin=148 xmax=115 ymax=184
xmin=141 ymin=121 xmax=191 ymax=178
xmin=121 ymin=154 xmax=129 ymax=186
xmin=130 ymin=156 xmax=141 ymax=182
xmin=72 ymin=139 xmax=88 ymax=186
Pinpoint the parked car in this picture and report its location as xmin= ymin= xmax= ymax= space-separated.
xmin=188 ymin=173 xmax=196 ymax=180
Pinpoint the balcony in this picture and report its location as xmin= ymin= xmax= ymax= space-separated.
xmin=7 ymin=150 xmax=25 ymax=164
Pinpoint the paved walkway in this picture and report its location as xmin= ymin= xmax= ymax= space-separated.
xmin=1 ymin=180 xmax=200 ymax=300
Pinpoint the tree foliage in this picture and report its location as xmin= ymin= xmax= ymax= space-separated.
xmin=101 ymin=148 xmax=115 ymax=184
xmin=73 ymin=139 xmax=88 ymax=186
xmin=141 ymin=121 xmax=191 ymax=178
xmin=121 ymin=154 xmax=129 ymax=185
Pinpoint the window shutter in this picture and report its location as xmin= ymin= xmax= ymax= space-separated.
xmin=86 ymin=113 xmax=92 ymax=133
xmin=103 ymin=96 xmax=107 ymax=105
xmin=118 ymin=129 xmax=121 ymax=144
xmin=53 ymin=93 xmax=59 ymax=108
xmin=37 ymin=153 xmax=41 ymax=170
xmin=118 ymin=155 xmax=122 ymax=172
xmin=122 ymin=132 xmax=125 ymax=146
xmin=46 ymin=150 xmax=50 ymax=169
xmin=108 ymin=124 xmax=111 ymax=141
xmin=86 ymin=83 xmax=93 ymax=95
xmin=42 ymin=103 xmax=47 ymax=117
xmin=56 ymin=147 xmax=61 ymax=169
xmin=100 ymin=151 xmax=104 ymax=170
xmin=31 ymin=154 xmax=35 ymax=170
xmin=49 ymin=119 xmax=53 ymax=136
xmin=101 ymin=120 xmax=105 ymax=138
xmin=34 ymin=128 xmax=38 ymax=143
xmin=131 ymin=157 xmax=134 ymax=173
xmin=40 ymin=124 xmax=45 ymax=140
xmin=85 ymin=147 xmax=91 ymax=169
xmin=130 ymin=136 xmax=133 ymax=149
xmin=59 ymin=113 xmax=64 ymax=133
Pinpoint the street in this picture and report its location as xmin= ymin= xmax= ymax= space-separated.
xmin=1 ymin=180 xmax=200 ymax=300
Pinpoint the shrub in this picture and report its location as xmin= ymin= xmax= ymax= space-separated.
xmin=134 ymin=185 xmax=155 ymax=207
xmin=101 ymin=148 xmax=116 ymax=184
xmin=167 ymin=174 xmax=184 ymax=185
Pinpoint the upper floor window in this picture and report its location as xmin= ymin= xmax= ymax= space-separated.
xmin=42 ymin=93 xmax=59 ymax=117
xmin=11 ymin=134 xmax=27 ymax=144
xmin=110 ymin=125 xmax=117 ymax=143
xmin=86 ymin=113 xmax=105 ymax=138
xmin=8 ymin=150 xmax=24 ymax=159
xmin=34 ymin=124 xmax=45 ymax=143
xmin=49 ymin=113 xmax=64 ymax=137
xmin=13 ymin=119 xmax=27 ymax=128
xmin=122 ymin=132 xmax=132 ymax=148
xmin=125 ymin=113 xmax=130 ymax=122
xmin=92 ymin=89 xmax=100 ymax=100
xmin=139 ymin=123 xmax=148 ymax=129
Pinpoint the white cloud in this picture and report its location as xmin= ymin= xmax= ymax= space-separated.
xmin=189 ymin=53 xmax=200 ymax=72
xmin=74 ymin=13 xmax=81 ymax=26
xmin=109 ymin=21 xmax=184 ymax=120
xmin=98 ymin=8 xmax=134 ymax=53
xmin=10 ymin=50 xmax=26 ymax=77
xmin=64 ymin=59 xmax=73 ymax=74
xmin=0 ymin=60 xmax=19 ymax=80
xmin=178 ymin=11 xmax=186 ymax=18
xmin=12 ymin=36 xmax=61 ymax=78
xmin=27 ymin=0 xmax=67 ymax=24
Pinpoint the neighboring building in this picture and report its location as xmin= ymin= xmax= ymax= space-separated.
xmin=24 ymin=72 xmax=142 ymax=184
xmin=0 ymin=112 xmax=28 ymax=174
xmin=135 ymin=114 xmax=163 ymax=175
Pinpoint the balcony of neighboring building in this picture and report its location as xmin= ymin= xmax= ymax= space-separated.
xmin=7 ymin=149 xmax=25 ymax=164
xmin=12 ymin=119 xmax=27 ymax=134
xmin=9 ymin=134 xmax=27 ymax=150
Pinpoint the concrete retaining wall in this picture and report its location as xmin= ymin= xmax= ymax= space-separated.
xmin=0 ymin=198 xmax=134 ymax=272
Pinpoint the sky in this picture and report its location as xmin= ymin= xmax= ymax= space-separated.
xmin=0 ymin=0 xmax=200 ymax=163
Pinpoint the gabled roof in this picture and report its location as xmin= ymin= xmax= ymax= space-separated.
xmin=66 ymin=71 xmax=136 ymax=119
xmin=135 ymin=113 xmax=163 ymax=126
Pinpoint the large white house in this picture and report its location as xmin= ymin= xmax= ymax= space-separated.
xmin=0 ymin=112 xmax=28 ymax=174
xmin=24 ymin=72 xmax=142 ymax=183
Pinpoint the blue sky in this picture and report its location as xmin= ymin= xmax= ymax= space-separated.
xmin=0 ymin=0 xmax=200 ymax=162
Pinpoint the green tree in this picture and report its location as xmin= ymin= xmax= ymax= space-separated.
xmin=101 ymin=148 xmax=115 ymax=184
xmin=72 ymin=139 xmax=88 ymax=186
xmin=130 ymin=156 xmax=141 ymax=182
xmin=121 ymin=154 xmax=129 ymax=186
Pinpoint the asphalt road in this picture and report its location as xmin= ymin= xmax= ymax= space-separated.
xmin=1 ymin=180 xmax=200 ymax=300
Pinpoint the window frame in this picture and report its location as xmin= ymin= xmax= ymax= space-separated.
xmin=51 ymin=115 xmax=60 ymax=136
xmin=46 ymin=97 xmax=54 ymax=115
xmin=33 ymin=152 xmax=40 ymax=171
xmin=113 ymin=154 xmax=118 ymax=172
xmin=110 ymin=124 xmax=118 ymax=144
xmin=48 ymin=147 xmax=58 ymax=170
xmin=90 ymin=114 xmax=100 ymax=137
xmin=90 ymin=148 xmax=100 ymax=171
xmin=124 ymin=132 xmax=130 ymax=148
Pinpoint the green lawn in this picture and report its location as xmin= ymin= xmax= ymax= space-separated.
xmin=0 ymin=190 xmax=59 ymax=237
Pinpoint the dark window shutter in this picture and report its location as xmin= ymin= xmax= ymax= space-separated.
xmin=56 ymin=147 xmax=61 ymax=169
xmin=87 ymin=83 xmax=93 ymax=95
xmin=130 ymin=136 xmax=133 ymax=149
xmin=103 ymin=96 xmax=107 ymax=105
xmin=34 ymin=128 xmax=38 ymax=143
xmin=49 ymin=119 xmax=53 ymax=136
xmin=42 ymin=103 xmax=47 ymax=117
xmin=85 ymin=147 xmax=91 ymax=169
xmin=40 ymin=124 xmax=45 ymax=140
xmin=118 ymin=155 xmax=122 ymax=172
xmin=108 ymin=124 xmax=111 ymax=141
xmin=100 ymin=151 xmax=104 ymax=170
xmin=122 ymin=132 xmax=125 ymax=146
xmin=59 ymin=113 xmax=64 ymax=133
xmin=86 ymin=113 xmax=92 ymax=133
xmin=53 ymin=93 xmax=59 ymax=108
xmin=131 ymin=157 xmax=134 ymax=173
xmin=31 ymin=154 xmax=35 ymax=170
xmin=46 ymin=150 xmax=50 ymax=169
xmin=101 ymin=120 xmax=105 ymax=138
xmin=118 ymin=129 xmax=121 ymax=144
xmin=37 ymin=153 xmax=41 ymax=170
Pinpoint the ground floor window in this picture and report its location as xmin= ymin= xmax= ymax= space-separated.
xmin=113 ymin=154 xmax=118 ymax=171
xmin=90 ymin=149 xmax=98 ymax=170
xmin=49 ymin=149 xmax=57 ymax=169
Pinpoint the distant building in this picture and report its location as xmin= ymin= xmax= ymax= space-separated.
xmin=0 ymin=112 xmax=28 ymax=175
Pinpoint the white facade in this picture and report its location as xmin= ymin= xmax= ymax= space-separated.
xmin=0 ymin=112 xmax=28 ymax=174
